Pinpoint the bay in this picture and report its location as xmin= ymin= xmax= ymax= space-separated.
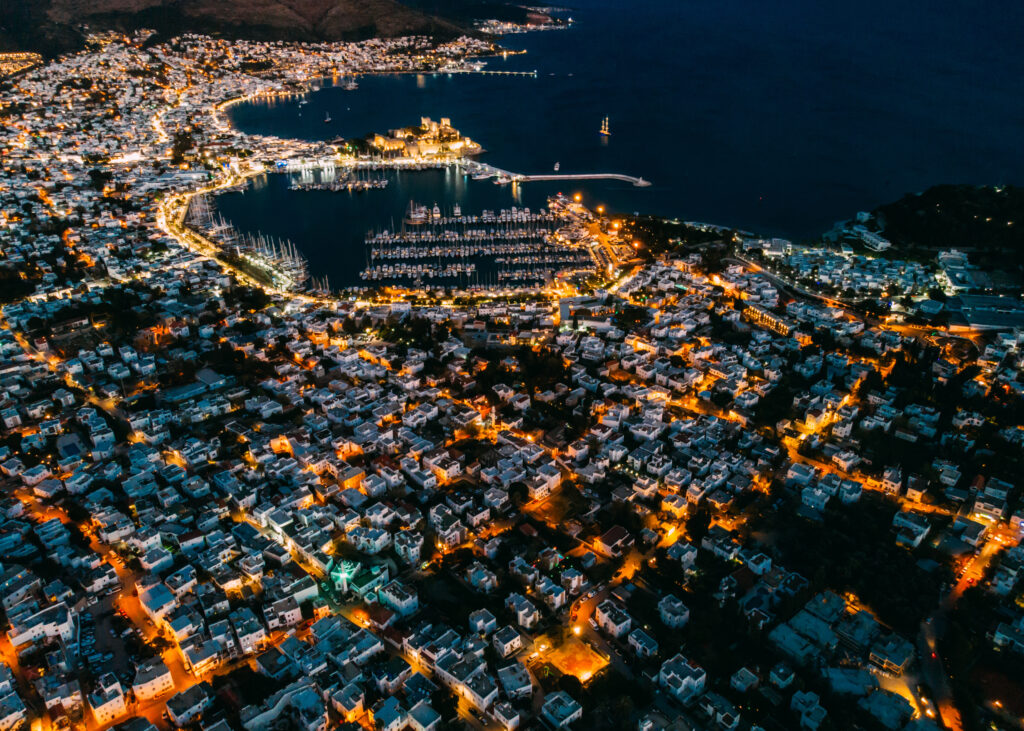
xmin=217 ymin=0 xmax=1024 ymax=287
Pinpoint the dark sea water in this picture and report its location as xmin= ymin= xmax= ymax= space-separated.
xmin=218 ymin=0 xmax=1024 ymax=286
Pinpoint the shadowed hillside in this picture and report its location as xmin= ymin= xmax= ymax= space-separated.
xmin=0 ymin=0 xmax=472 ymax=55
xmin=873 ymin=184 xmax=1024 ymax=269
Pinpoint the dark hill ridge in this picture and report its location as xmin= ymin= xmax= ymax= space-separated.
xmin=0 ymin=0 xmax=472 ymax=55
xmin=871 ymin=184 xmax=1024 ymax=272
xmin=874 ymin=184 xmax=1024 ymax=250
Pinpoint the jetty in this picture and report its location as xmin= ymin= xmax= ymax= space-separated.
xmin=517 ymin=172 xmax=651 ymax=187
xmin=447 ymin=69 xmax=538 ymax=77
xmin=270 ymin=158 xmax=652 ymax=188
xmin=458 ymin=160 xmax=652 ymax=187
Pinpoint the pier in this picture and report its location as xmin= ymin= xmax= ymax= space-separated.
xmin=517 ymin=172 xmax=652 ymax=187
xmin=269 ymin=158 xmax=652 ymax=189
xmin=447 ymin=69 xmax=539 ymax=77
xmin=458 ymin=160 xmax=652 ymax=187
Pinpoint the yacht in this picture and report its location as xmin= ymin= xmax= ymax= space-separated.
xmin=404 ymin=201 xmax=428 ymax=225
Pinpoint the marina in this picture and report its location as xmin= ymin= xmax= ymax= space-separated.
xmin=187 ymin=193 xmax=311 ymax=291
xmin=288 ymin=178 xmax=388 ymax=192
xmin=211 ymin=167 xmax=605 ymax=290
xmin=359 ymin=198 xmax=595 ymax=286
xmin=205 ymin=144 xmax=639 ymax=292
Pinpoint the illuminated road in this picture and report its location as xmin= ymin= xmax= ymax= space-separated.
xmin=915 ymin=538 xmax=1003 ymax=731
xmin=7 ymin=478 xmax=274 ymax=730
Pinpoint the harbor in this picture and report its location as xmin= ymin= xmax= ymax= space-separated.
xmin=186 ymin=194 xmax=311 ymax=292
xmin=208 ymin=165 xmax=607 ymax=292
xmin=359 ymin=198 xmax=595 ymax=286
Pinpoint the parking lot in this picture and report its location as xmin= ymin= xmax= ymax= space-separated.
xmin=82 ymin=595 xmax=137 ymax=685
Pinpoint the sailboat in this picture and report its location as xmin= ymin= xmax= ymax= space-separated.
xmin=599 ymin=116 xmax=610 ymax=136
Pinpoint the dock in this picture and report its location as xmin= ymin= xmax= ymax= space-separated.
xmin=459 ymin=161 xmax=652 ymax=187
xmin=447 ymin=69 xmax=538 ymax=77
xmin=517 ymin=172 xmax=651 ymax=187
xmin=270 ymin=158 xmax=652 ymax=189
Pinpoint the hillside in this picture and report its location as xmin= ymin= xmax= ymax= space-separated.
xmin=872 ymin=184 xmax=1024 ymax=268
xmin=0 ymin=0 xmax=470 ymax=56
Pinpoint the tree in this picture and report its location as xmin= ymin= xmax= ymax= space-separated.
xmin=87 ymin=168 xmax=112 ymax=192
xmin=170 ymin=130 xmax=194 ymax=165
xmin=686 ymin=506 xmax=711 ymax=543
xmin=754 ymin=380 xmax=794 ymax=426
xmin=431 ymin=689 xmax=458 ymax=723
xmin=857 ymin=298 xmax=889 ymax=318
xmin=557 ymin=674 xmax=583 ymax=700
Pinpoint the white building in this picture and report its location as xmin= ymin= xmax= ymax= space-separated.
xmin=88 ymin=674 xmax=126 ymax=726
xmin=132 ymin=658 xmax=174 ymax=702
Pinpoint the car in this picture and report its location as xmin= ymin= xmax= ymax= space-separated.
xmin=589 ymin=618 xmax=598 ymax=630
xmin=917 ymin=692 xmax=938 ymax=718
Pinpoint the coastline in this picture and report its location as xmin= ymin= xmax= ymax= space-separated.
xmin=182 ymin=61 xmax=655 ymax=298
